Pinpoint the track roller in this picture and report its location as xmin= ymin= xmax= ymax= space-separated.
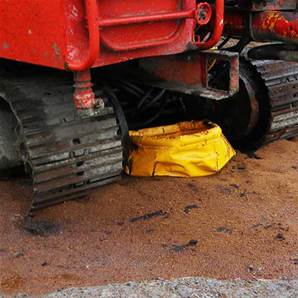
xmin=207 ymin=59 xmax=298 ymax=149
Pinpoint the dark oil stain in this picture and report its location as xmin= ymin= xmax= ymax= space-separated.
xmin=229 ymin=184 xmax=240 ymax=189
xmin=145 ymin=228 xmax=155 ymax=234
xmin=129 ymin=210 xmax=168 ymax=223
xmin=291 ymin=258 xmax=298 ymax=265
xmin=246 ymin=152 xmax=262 ymax=160
xmin=232 ymin=163 xmax=246 ymax=171
xmin=184 ymin=204 xmax=199 ymax=214
xmin=24 ymin=218 xmax=60 ymax=236
xmin=217 ymin=185 xmax=232 ymax=195
xmin=275 ymin=233 xmax=285 ymax=241
xmin=169 ymin=239 xmax=198 ymax=253
xmin=187 ymin=182 xmax=199 ymax=192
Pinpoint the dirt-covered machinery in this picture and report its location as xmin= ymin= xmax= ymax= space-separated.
xmin=0 ymin=0 xmax=298 ymax=213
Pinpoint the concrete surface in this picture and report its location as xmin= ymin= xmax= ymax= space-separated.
xmin=3 ymin=277 xmax=297 ymax=298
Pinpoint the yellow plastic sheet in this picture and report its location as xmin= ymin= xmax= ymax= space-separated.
xmin=125 ymin=121 xmax=236 ymax=177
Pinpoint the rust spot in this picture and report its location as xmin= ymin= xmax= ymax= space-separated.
xmin=52 ymin=42 xmax=62 ymax=58
xmin=254 ymin=11 xmax=298 ymax=40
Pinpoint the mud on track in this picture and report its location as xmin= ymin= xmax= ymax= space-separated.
xmin=0 ymin=138 xmax=298 ymax=296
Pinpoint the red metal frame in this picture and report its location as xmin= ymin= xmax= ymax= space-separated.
xmin=0 ymin=0 xmax=202 ymax=71
xmin=196 ymin=0 xmax=224 ymax=49
xmin=68 ymin=0 xmax=195 ymax=71
xmin=68 ymin=0 xmax=100 ymax=71
xmin=68 ymin=0 xmax=197 ymax=70
xmin=0 ymin=0 xmax=226 ymax=111
xmin=139 ymin=49 xmax=239 ymax=99
xmin=0 ymin=0 xmax=224 ymax=72
xmin=98 ymin=8 xmax=194 ymax=28
xmin=68 ymin=0 xmax=224 ymax=70
xmin=98 ymin=8 xmax=195 ymax=52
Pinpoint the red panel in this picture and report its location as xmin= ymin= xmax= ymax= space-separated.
xmin=0 ymin=0 xmax=197 ymax=70
xmin=99 ymin=0 xmax=189 ymax=51
xmin=0 ymin=0 xmax=66 ymax=69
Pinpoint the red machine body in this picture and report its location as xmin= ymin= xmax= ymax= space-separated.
xmin=0 ymin=0 xmax=200 ymax=71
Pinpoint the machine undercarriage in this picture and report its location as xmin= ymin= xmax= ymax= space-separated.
xmin=1 ymin=0 xmax=298 ymax=213
xmin=1 ymin=53 xmax=298 ymax=214
xmin=103 ymin=55 xmax=298 ymax=150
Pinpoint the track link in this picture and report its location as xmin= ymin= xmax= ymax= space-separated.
xmin=251 ymin=60 xmax=298 ymax=143
xmin=0 ymin=73 xmax=123 ymax=213
xmin=207 ymin=59 xmax=298 ymax=149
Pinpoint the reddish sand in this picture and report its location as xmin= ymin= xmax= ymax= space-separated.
xmin=0 ymin=138 xmax=298 ymax=296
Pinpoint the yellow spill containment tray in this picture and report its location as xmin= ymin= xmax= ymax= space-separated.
xmin=125 ymin=121 xmax=236 ymax=177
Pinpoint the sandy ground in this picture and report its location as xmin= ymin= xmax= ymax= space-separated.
xmin=0 ymin=138 xmax=297 ymax=296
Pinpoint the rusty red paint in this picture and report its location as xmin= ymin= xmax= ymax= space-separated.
xmin=73 ymin=70 xmax=97 ymax=109
xmin=253 ymin=11 xmax=298 ymax=43
xmin=140 ymin=54 xmax=207 ymax=86
xmin=229 ymin=57 xmax=239 ymax=93
xmin=225 ymin=9 xmax=298 ymax=45
xmin=139 ymin=50 xmax=239 ymax=99
xmin=238 ymin=0 xmax=296 ymax=11
xmin=196 ymin=0 xmax=224 ymax=49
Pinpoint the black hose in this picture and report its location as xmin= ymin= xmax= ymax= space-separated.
xmin=136 ymin=88 xmax=154 ymax=110
xmin=103 ymin=86 xmax=131 ymax=166
xmin=143 ymin=89 xmax=166 ymax=109
xmin=130 ymin=96 xmax=169 ymax=130
xmin=119 ymin=81 xmax=145 ymax=97
xmin=120 ymin=84 xmax=142 ymax=98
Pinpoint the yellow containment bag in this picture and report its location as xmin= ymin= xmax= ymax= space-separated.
xmin=125 ymin=121 xmax=236 ymax=177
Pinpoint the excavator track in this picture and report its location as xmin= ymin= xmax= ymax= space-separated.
xmin=0 ymin=72 xmax=123 ymax=213
xmin=207 ymin=59 xmax=298 ymax=149
xmin=251 ymin=60 xmax=298 ymax=144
